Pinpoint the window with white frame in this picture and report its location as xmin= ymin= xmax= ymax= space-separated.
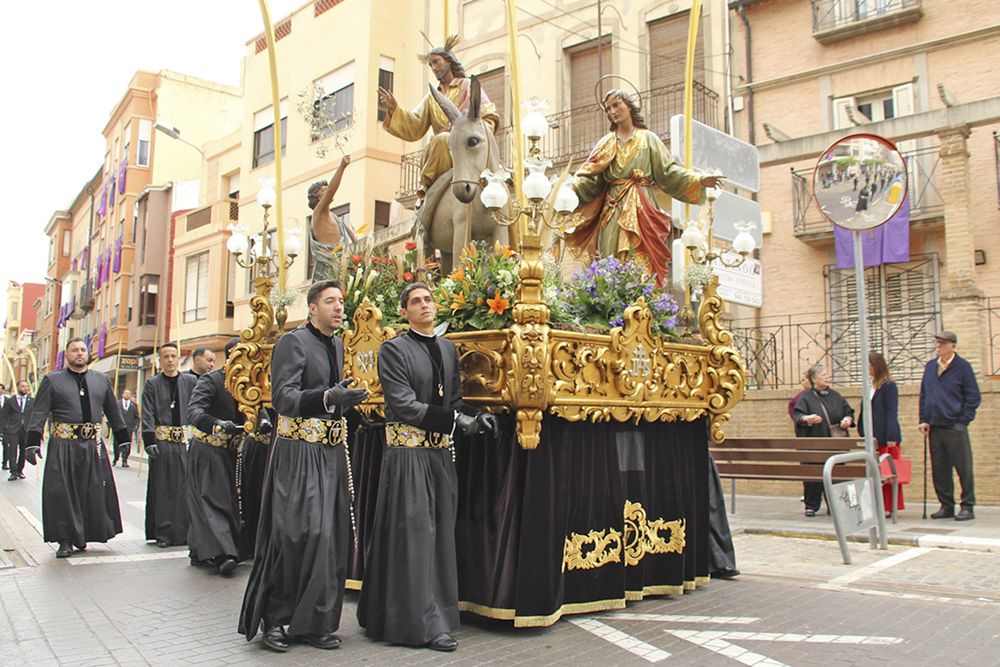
xmin=313 ymin=63 xmax=355 ymax=140
xmin=253 ymin=102 xmax=287 ymax=168
xmin=184 ymin=251 xmax=210 ymax=322
xmin=122 ymin=121 xmax=131 ymax=162
xmin=137 ymin=119 xmax=152 ymax=167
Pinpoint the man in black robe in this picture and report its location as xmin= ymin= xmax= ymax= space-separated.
xmin=240 ymin=279 xmax=368 ymax=652
xmin=113 ymin=389 xmax=139 ymax=467
xmin=142 ymin=342 xmax=197 ymax=547
xmin=4 ymin=380 xmax=33 ymax=481
xmin=25 ymin=337 xmax=130 ymax=558
xmin=238 ymin=407 xmax=273 ymax=562
xmin=357 ymin=282 xmax=497 ymax=652
xmin=187 ymin=338 xmax=245 ymax=575
xmin=0 ymin=384 xmax=9 ymax=471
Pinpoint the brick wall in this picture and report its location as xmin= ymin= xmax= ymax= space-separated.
xmin=726 ymin=379 xmax=1000 ymax=505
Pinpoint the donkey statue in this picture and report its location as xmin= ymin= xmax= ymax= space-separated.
xmin=417 ymin=77 xmax=508 ymax=275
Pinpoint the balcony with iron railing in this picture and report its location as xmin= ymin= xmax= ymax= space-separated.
xmin=78 ymin=279 xmax=95 ymax=313
xmin=398 ymin=81 xmax=720 ymax=205
xmin=792 ymin=143 xmax=944 ymax=245
xmin=811 ymin=0 xmax=923 ymax=44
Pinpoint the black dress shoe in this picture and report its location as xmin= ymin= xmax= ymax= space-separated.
xmin=427 ymin=632 xmax=458 ymax=652
xmin=712 ymin=568 xmax=741 ymax=579
xmin=155 ymin=539 xmax=170 ymax=548
xmin=122 ymin=462 xmax=130 ymax=468
xmin=931 ymin=507 xmax=955 ymax=519
xmin=955 ymin=507 xmax=975 ymax=521
xmin=218 ymin=557 xmax=239 ymax=575
xmin=262 ymin=626 xmax=290 ymax=652
xmin=298 ymin=632 xmax=342 ymax=650
xmin=17 ymin=472 xmax=24 ymax=479
xmin=56 ymin=542 xmax=73 ymax=558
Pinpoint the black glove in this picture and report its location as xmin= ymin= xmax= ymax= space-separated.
xmin=476 ymin=412 xmax=500 ymax=438
xmin=25 ymin=446 xmax=42 ymax=466
xmin=215 ymin=420 xmax=243 ymax=436
xmin=324 ymin=379 xmax=369 ymax=409
xmin=257 ymin=417 xmax=273 ymax=436
xmin=145 ymin=444 xmax=160 ymax=460
xmin=455 ymin=413 xmax=479 ymax=436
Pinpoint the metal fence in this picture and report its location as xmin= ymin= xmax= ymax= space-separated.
xmin=994 ymin=131 xmax=1000 ymax=208
xmin=792 ymin=142 xmax=943 ymax=236
xmin=811 ymin=0 xmax=922 ymax=33
xmin=728 ymin=255 xmax=941 ymax=389
xmin=983 ymin=296 xmax=1000 ymax=376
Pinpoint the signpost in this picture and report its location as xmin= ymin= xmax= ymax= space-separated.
xmin=812 ymin=133 xmax=909 ymax=562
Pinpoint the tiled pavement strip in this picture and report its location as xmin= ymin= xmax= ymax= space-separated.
xmin=2 ymin=463 xmax=1000 ymax=666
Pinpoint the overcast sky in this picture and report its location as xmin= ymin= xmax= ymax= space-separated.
xmin=0 ymin=0 xmax=302 ymax=328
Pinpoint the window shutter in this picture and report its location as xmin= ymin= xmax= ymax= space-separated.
xmin=648 ymin=13 xmax=703 ymax=91
xmin=477 ymin=68 xmax=506 ymax=126
xmin=832 ymin=96 xmax=855 ymax=130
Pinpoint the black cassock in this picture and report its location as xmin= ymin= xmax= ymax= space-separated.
xmin=142 ymin=371 xmax=197 ymax=545
xmin=240 ymin=324 xmax=350 ymax=640
xmin=186 ymin=368 xmax=243 ymax=563
xmin=357 ymin=330 xmax=465 ymax=646
xmin=238 ymin=409 xmax=273 ymax=561
xmin=27 ymin=369 xmax=129 ymax=548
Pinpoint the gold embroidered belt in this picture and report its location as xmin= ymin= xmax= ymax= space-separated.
xmin=190 ymin=426 xmax=236 ymax=449
xmin=154 ymin=425 xmax=191 ymax=443
xmin=277 ymin=416 xmax=347 ymax=447
xmin=51 ymin=422 xmax=102 ymax=440
xmin=386 ymin=422 xmax=452 ymax=449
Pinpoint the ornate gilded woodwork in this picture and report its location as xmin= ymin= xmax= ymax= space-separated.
xmin=225 ymin=277 xmax=276 ymax=433
xmin=226 ymin=275 xmax=745 ymax=449
xmin=562 ymin=500 xmax=685 ymax=572
xmin=341 ymin=299 xmax=397 ymax=419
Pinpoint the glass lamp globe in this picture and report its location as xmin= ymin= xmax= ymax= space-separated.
xmin=480 ymin=180 xmax=509 ymax=210
xmin=256 ymin=179 xmax=277 ymax=208
xmin=681 ymin=223 xmax=706 ymax=250
xmin=284 ymin=228 xmax=303 ymax=258
xmin=523 ymin=170 xmax=552 ymax=201
xmin=226 ymin=230 xmax=248 ymax=255
xmin=521 ymin=97 xmax=550 ymax=140
xmin=733 ymin=229 xmax=755 ymax=255
xmin=554 ymin=184 xmax=579 ymax=213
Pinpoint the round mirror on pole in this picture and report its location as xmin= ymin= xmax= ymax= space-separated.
xmin=812 ymin=133 xmax=908 ymax=231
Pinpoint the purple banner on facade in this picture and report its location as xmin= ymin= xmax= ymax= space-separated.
xmin=113 ymin=236 xmax=122 ymax=273
xmin=119 ymin=158 xmax=127 ymax=194
xmin=833 ymin=187 xmax=911 ymax=270
xmin=109 ymin=174 xmax=116 ymax=208
xmin=55 ymin=351 xmax=64 ymax=371
xmin=95 ymin=254 xmax=103 ymax=289
xmin=98 ymin=183 xmax=108 ymax=218
xmin=97 ymin=325 xmax=107 ymax=358
xmin=102 ymin=247 xmax=112 ymax=283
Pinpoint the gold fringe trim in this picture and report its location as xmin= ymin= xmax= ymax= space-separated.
xmin=345 ymin=578 xmax=363 ymax=591
xmin=458 ymin=598 xmax=628 ymax=628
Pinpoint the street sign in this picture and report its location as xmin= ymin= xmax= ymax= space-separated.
xmin=117 ymin=355 xmax=141 ymax=370
xmin=670 ymin=115 xmax=760 ymax=192
xmin=671 ymin=191 xmax=763 ymax=246
xmin=712 ymin=256 xmax=762 ymax=308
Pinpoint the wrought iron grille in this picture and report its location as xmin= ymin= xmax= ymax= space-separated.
xmin=792 ymin=142 xmax=943 ymax=236
xmin=729 ymin=254 xmax=940 ymax=389
xmin=812 ymin=0 xmax=922 ymax=33
xmin=994 ymin=131 xmax=1000 ymax=208
xmin=983 ymin=296 xmax=1000 ymax=376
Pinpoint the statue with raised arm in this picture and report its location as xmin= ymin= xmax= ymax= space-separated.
xmin=378 ymin=35 xmax=499 ymax=200
xmin=308 ymin=156 xmax=356 ymax=282
xmin=565 ymin=89 xmax=722 ymax=285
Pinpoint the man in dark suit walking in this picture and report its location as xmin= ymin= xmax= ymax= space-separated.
xmin=114 ymin=389 xmax=140 ymax=468
xmin=0 ymin=384 xmax=9 ymax=471
xmin=4 ymin=380 xmax=34 ymax=481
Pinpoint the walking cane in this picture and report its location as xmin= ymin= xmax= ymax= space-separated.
xmin=922 ymin=431 xmax=929 ymax=520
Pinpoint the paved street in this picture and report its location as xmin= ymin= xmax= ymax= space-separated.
xmin=2 ymin=461 xmax=999 ymax=666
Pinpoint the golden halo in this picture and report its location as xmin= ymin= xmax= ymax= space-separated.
xmin=594 ymin=75 xmax=642 ymax=111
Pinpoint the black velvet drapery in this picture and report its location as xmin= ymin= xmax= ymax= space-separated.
xmin=345 ymin=414 xmax=711 ymax=627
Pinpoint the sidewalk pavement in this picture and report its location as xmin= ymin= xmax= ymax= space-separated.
xmin=726 ymin=493 xmax=1000 ymax=552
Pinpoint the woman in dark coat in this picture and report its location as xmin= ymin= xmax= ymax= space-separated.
xmin=859 ymin=351 xmax=904 ymax=511
xmin=793 ymin=364 xmax=855 ymax=516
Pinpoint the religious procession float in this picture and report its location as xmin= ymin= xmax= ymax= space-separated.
xmin=227 ymin=0 xmax=747 ymax=628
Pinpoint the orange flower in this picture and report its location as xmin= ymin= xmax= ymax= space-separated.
xmin=403 ymin=272 xmax=413 ymax=281
xmin=448 ymin=266 xmax=465 ymax=282
xmin=405 ymin=240 xmax=418 ymax=251
xmin=486 ymin=290 xmax=509 ymax=315
xmin=499 ymin=244 xmax=514 ymax=259
xmin=450 ymin=292 xmax=466 ymax=313
xmin=351 ymin=254 xmax=364 ymax=265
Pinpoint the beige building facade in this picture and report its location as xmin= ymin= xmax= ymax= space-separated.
xmin=725 ymin=0 xmax=1000 ymax=502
